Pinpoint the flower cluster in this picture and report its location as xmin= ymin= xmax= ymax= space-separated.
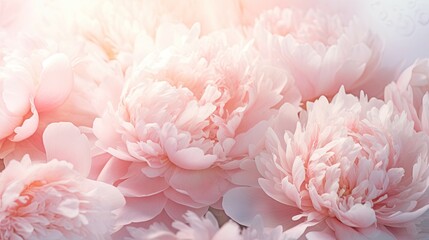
xmin=0 ymin=0 xmax=428 ymax=239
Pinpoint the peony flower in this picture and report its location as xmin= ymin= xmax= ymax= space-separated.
xmin=0 ymin=37 xmax=73 ymax=159
xmin=0 ymin=122 xmax=125 ymax=239
xmin=125 ymin=211 xmax=285 ymax=240
xmin=35 ymin=0 xmax=244 ymax=71
xmin=384 ymin=59 xmax=429 ymax=134
xmin=0 ymin=33 xmax=124 ymax=163
xmin=224 ymin=87 xmax=429 ymax=239
xmin=34 ymin=0 xmax=154 ymax=71
xmin=93 ymin=23 xmax=300 ymax=229
xmin=253 ymin=7 xmax=381 ymax=102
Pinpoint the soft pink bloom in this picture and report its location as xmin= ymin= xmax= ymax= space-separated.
xmin=34 ymin=0 xmax=153 ymax=71
xmin=253 ymin=7 xmax=381 ymax=102
xmin=0 ymin=34 xmax=124 ymax=162
xmin=385 ymin=59 xmax=429 ymax=134
xmin=93 ymin=23 xmax=300 ymax=227
xmin=224 ymin=88 xmax=429 ymax=239
xmin=0 ymin=122 xmax=125 ymax=239
xmin=125 ymin=211 xmax=284 ymax=240
xmin=0 ymin=37 xmax=73 ymax=159
xmin=35 ymin=0 xmax=242 ymax=70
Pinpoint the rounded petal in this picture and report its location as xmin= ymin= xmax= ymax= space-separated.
xmin=43 ymin=122 xmax=91 ymax=177
xmin=35 ymin=53 xmax=73 ymax=112
xmin=116 ymin=195 xmax=168 ymax=226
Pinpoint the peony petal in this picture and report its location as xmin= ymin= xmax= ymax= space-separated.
xmin=43 ymin=122 xmax=91 ymax=177
xmin=164 ymin=200 xmax=209 ymax=221
xmin=326 ymin=218 xmax=395 ymax=240
xmin=118 ymin=174 xmax=169 ymax=197
xmin=229 ymin=121 xmax=269 ymax=157
xmin=8 ymin=100 xmax=39 ymax=142
xmin=116 ymin=194 xmax=167 ymax=226
xmin=223 ymin=187 xmax=301 ymax=228
xmin=169 ymin=147 xmax=217 ymax=170
xmin=421 ymin=93 xmax=429 ymax=133
xmin=2 ymin=78 xmax=31 ymax=116
xmin=335 ymin=203 xmax=376 ymax=228
xmin=164 ymin=188 xmax=208 ymax=208
xmin=34 ymin=53 xmax=73 ymax=112
xmin=168 ymin=167 xmax=231 ymax=205
xmin=55 ymin=198 xmax=80 ymax=218
xmin=96 ymin=156 xmax=131 ymax=184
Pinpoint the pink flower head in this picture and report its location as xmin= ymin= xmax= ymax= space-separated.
xmin=125 ymin=211 xmax=285 ymax=240
xmin=35 ymin=0 xmax=244 ymax=71
xmin=224 ymin=87 xmax=429 ymax=239
xmin=93 ymin=23 xmax=300 ymax=226
xmin=253 ymin=7 xmax=381 ymax=102
xmin=0 ymin=122 xmax=125 ymax=239
xmin=35 ymin=0 xmax=153 ymax=70
xmin=0 ymin=33 xmax=124 ymax=162
xmin=385 ymin=59 xmax=429 ymax=134
xmin=0 ymin=37 xmax=73 ymax=158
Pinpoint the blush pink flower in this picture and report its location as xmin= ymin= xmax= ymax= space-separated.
xmin=35 ymin=0 xmax=153 ymax=71
xmin=224 ymin=88 xmax=429 ymax=239
xmin=0 ymin=122 xmax=125 ymax=239
xmin=0 ymin=34 xmax=124 ymax=163
xmin=253 ymin=7 xmax=381 ymax=102
xmin=35 ymin=0 xmax=243 ymax=71
xmin=385 ymin=59 xmax=429 ymax=134
xmin=125 ymin=211 xmax=285 ymax=240
xmin=93 ymin=24 xmax=300 ymax=228
xmin=0 ymin=39 xmax=73 ymax=158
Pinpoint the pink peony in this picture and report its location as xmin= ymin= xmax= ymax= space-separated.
xmin=34 ymin=0 xmax=153 ymax=71
xmin=93 ymin=23 xmax=300 ymax=228
xmin=385 ymin=59 xmax=429 ymax=134
xmin=0 ymin=122 xmax=125 ymax=239
xmin=125 ymin=211 xmax=285 ymax=240
xmin=224 ymin=88 xmax=429 ymax=239
xmin=34 ymin=0 xmax=243 ymax=70
xmin=0 ymin=33 xmax=124 ymax=163
xmin=253 ymin=7 xmax=381 ymax=102
xmin=0 ymin=37 xmax=73 ymax=159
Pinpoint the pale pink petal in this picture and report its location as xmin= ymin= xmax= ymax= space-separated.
xmin=164 ymin=200 xmax=209 ymax=221
xmin=118 ymin=174 xmax=169 ymax=197
xmin=34 ymin=53 xmax=73 ymax=113
xmin=169 ymin=147 xmax=217 ymax=170
xmin=117 ymin=195 xmax=168 ymax=226
xmin=223 ymin=187 xmax=300 ymax=228
xmin=8 ymin=100 xmax=38 ymax=142
xmin=42 ymin=122 xmax=91 ymax=177
xmin=96 ymin=156 xmax=131 ymax=184
xmin=167 ymin=168 xmax=231 ymax=205
xmin=2 ymin=78 xmax=31 ymax=116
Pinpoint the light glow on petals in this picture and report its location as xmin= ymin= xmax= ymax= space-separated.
xmin=224 ymin=88 xmax=429 ymax=239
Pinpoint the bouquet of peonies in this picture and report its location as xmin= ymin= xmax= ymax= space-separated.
xmin=1 ymin=0 xmax=429 ymax=239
